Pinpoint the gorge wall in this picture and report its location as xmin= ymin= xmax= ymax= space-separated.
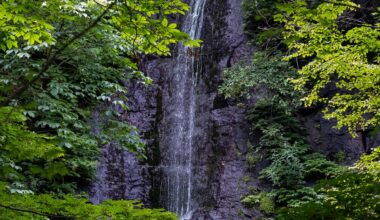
xmin=90 ymin=0 xmax=378 ymax=219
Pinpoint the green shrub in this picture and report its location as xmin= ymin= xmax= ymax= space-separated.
xmin=334 ymin=150 xmax=347 ymax=163
xmin=303 ymin=153 xmax=343 ymax=179
xmin=242 ymin=192 xmax=275 ymax=214
xmin=259 ymin=194 xmax=275 ymax=214
xmin=246 ymin=154 xmax=260 ymax=168
xmin=246 ymin=141 xmax=261 ymax=168
xmin=278 ymin=148 xmax=380 ymax=219
xmin=220 ymin=53 xmax=342 ymax=210
xmin=0 ymin=182 xmax=176 ymax=220
xmin=273 ymin=187 xmax=319 ymax=208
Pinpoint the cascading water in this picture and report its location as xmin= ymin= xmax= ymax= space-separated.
xmin=159 ymin=0 xmax=206 ymax=219
xmin=90 ymin=0 xmax=256 ymax=218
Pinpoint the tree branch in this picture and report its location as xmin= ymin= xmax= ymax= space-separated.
xmin=52 ymin=2 xmax=116 ymax=61
xmin=0 ymin=204 xmax=74 ymax=219
xmin=1 ymin=2 xmax=116 ymax=106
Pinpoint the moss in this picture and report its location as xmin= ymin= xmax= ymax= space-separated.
xmin=241 ymin=192 xmax=275 ymax=214
xmin=246 ymin=141 xmax=261 ymax=169
xmin=258 ymin=194 xmax=275 ymax=214
xmin=241 ymin=175 xmax=250 ymax=183
xmin=246 ymin=154 xmax=260 ymax=168
xmin=248 ymin=186 xmax=259 ymax=194
xmin=237 ymin=102 xmax=246 ymax=108
xmin=241 ymin=194 xmax=261 ymax=207
xmin=334 ymin=150 xmax=346 ymax=163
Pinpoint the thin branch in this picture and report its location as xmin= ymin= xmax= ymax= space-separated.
xmin=1 ymin=2 xmax=116 ymax=106
xmin=0 ymin=204 xmax=74 ymax=219
xmin=53 ymin=2 xmax=116 ymax=58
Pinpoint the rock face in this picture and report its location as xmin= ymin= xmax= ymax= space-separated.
xmin=90 ymin=144 xmax=151 ymax=204
xmin=303 ymin=112 xmax=380 ymax=164
xmin=91 ymin=0 xmax=255 ymax=218
xmin=90 ymin=0 xmax=379 ymax=219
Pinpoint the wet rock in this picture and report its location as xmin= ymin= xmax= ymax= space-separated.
xmin=303 ymin=112 xmax=377 ymax=164
xmin=90 ymin=144 xmax=151 ymax=204
xmin=89 ymin=0 xmax=379 ymax=219
xmin=91 ymin=0 xmax=255 ymax=218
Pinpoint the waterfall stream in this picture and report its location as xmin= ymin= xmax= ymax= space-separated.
xmin=159 ymin=0 xmax=206 ymax=219
xmin=88 ymin=0 xmax=256 ymax=218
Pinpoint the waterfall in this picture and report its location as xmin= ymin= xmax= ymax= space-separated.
xmin=159 ymin=0 xmax=206 ymax=219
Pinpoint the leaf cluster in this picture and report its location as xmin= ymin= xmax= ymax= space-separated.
xmin=233 ymin=0 xmax=380 ymax=218
xmin=0 ymin=182 xmax=176 ymax=220
xmin=242 ymin=0 xmax=286 ymax=51
xmin=220 ymin=53 xmax=342 ymax=211
xmin=278 ymin=148 xmax=380 ymax=219
xmin=276 ymin=0 xmax=380 ymax=136
xmin=0 ymin=0 xmax=198 ymax=216
xmin=242 ymin=192 xmax=275 ymax=214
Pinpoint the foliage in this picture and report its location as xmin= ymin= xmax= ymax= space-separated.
xmin=242 ymin=0 xmax=285 ymax=51
xmin=0 ymin=0 xmax=197 ymax=54
xmin=272 ymin=187 xmax=320 ymax=208
xmin=235 ymin=0 xmax=380 ymax=218
xmin=259 ymin=141 xmax=307 ymax=187
xmin=246 ymin=142 xmax=261 ymax=169
xmin=303 ymin=153 xmax=344 ymax=179
xmin=219 ymin=53 xmax=301 ymax=105
xmin=334 ymin=150 xmax=347 ymax=163
xmin=221 ymin=53 xmax=340 ymax=187
xmin=220 ymin=53 xmax=342 ymax=211
xmin=242 ymin=192 xmax=275 ymax=214
xmin=276 ymin=0 xmax=380 ymax=136
xmin=0 ymin=107 xmax=65 ymax=191
xmin=0 ymin=0 xmax=197 ymax=185
xmin=0 ymin=182 xmax=176 ymax=220
xmin=0 ymin=0 xmax=198 ymax=217
xmin=278 ymin=147 xmax=380 ymax=219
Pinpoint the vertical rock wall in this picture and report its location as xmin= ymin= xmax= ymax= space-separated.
xmin=90 ymin=0 xmax=379 ymax=219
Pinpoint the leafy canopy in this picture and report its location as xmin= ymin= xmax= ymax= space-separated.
xmin=276 ymin=0 xmax=380 ymax=136
xmin=278 ymin=148 xmax=380 ymax=219
xmin=228 ymin=0 xmax=380 ymax=218
xmin=0 ymin=182 xmax=177 ymax=220
xmin=0 ymin=0 xmax=199 ymax=218
xmin=0 ymin=0 xmax=198 ymax=54
xmin=0 ymin=0 xmax=198 ymax=191
xmin=220 ymin=54 xmax=342 ymax=214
